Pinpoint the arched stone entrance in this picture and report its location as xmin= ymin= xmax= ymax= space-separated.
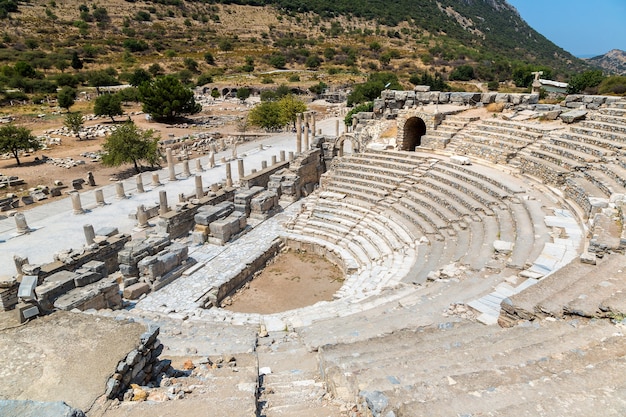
xmin=401 ymin=117 xmax=426 ymax=151
xmin=334 ymin=134 xmax=360 ymax=157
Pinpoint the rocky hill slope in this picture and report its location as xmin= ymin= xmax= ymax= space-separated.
xmin=587 ymin=49 xmax=626 ymax=75
xmin=0 ymin=0 xmax=586 ymax=84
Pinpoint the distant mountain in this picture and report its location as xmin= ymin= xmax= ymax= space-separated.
xmin=587 ymin=50 xmax=626 ymax=75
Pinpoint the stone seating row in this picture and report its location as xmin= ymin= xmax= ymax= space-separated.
xmin=347 ymin=151 xmax=420 ymax=172
xmin=430 ymin=163 xmax=511 ymax=200
xmin=319 ymin=317 xmax=622 ymax=417
xmin=582 ymin=117 xmax=626 ymax=135
xmin=481 ymin=118 xmax=552 ymax=135
xmin=547 ymin=135 xmax=615 ymax=158
xmin=564 ymin=175 xmax=608 ymax=217
xmin=583 ymin=168 xmax=626 ymax=197
xmin=332 ymin=163 xmax=407 ymax=185
xmin=524 ymin=145 xmax=589 ymax=171
xmin=571 ymin=125 xmax=626 ymax=144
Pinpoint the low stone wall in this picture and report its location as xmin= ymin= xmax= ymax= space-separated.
xmin=199 ymin=238 xmax=284 ymax=308
xmin=36 ymin=260 xmax=122 ymax=312
xmin=32 ymin=234 xmax=131 ymax=282
xmin=105 ymin=325 xmax=165 ymax=400
xmin=562 ymin=94 xmax=623 ymax=110
xmin=375 ymin=90 xmax=539 ymax=117
xmin=156 ymin=187 xmax=235 ymax=239
xmin=282 ymin=236 xmax=355 ymax=275
xmin=240 ymin=161 xmax=290 ymax=189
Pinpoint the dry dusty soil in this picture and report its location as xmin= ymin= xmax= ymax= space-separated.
xmin=225 ymin=249 xmax=344 ymax=314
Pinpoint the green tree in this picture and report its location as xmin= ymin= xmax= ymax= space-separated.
xmin=248 ymin=101 xmax=283 ymax=130
xmin=236 ymin=87 xmax=251 ymax=102
xmin=0 ymin=124 xmax=40 ymax=166
xmin=88 ymin=69 xmax=119 ymax=94
xmin=128 ymin=68 xmax=152 ymax=87
xmin=449 ymin=64 xmax=475 ymax=81
xmin=184 ymin=57 xmax=199 ymax=73
xmin=347 ymin=72 xmax=401 ymax=106
xmin=64 ymin=111 xmax=84 ymax=140
xmin=241 ymin=56 xmax=254 ymax=73
xmin=344 ymin=102 xmax=374 ymax=126
xmin=57 ymin=86 xmax=76 ymax=111
xmin=71 ymin=51 xmax=83 ymax=70
xmin=278 ymin=94 xmax=307 ymax=130
xmin=94 ymin=93 xmax=123 ymax=122
xmin=139 ymin=75 xmax=201 ymax=122
xmin=567 ymin=70 xmax=605 ymax=94
xmin=204 ymin=51 xmax=215 ymax=65
xmin=101 ymin=122 xmax=160 ymax=173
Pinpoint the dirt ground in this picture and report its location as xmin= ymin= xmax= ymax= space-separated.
xmin=0 ymin=101 xmax=249 ymax=208
xmin=0 ymin=98 xmax=336 ymax=211
xmin=224 ymin=249 xmax=344 ymax=314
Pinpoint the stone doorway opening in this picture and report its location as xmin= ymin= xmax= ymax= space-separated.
xmin=334 ymin=134 xmax=359 ymax=157
xmin=402 ymin=117 xmax=426 ymax=151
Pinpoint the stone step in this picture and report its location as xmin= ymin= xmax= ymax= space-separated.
xmin=548 ymin=134 xmax=615 ymax=158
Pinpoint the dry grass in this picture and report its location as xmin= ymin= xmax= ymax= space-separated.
xmin=486 ymin=102 xmax=505 ymax=113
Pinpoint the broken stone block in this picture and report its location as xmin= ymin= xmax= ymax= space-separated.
xmin=559 ymin=109 xmax=587 ymax=124
xmin=493 ymin=240 xmax=514 ymax=254
xmin=74 ymin=271 xmax=102 ymax=287
xmin=450 ymin=155 xmax=471 ymax=165
xmin=123 ymin=282 xmax=150 ymax=299
xmin=580 ymin=252 xmax=597 ymax=265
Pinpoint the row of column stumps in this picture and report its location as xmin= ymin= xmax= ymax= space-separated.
xmin=14 ymin=143 xmax=290 ymax=235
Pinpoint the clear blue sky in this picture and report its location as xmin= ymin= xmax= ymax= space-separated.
xmin=506 ymin=0 xmax=626 ymax=57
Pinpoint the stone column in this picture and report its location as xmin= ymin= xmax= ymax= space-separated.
xmin=225 ymin=162 xmax=233 ymax=187
xmin=303 ymin=112 xmax=309 ymax=151
xmin=271 ymin=155 xmax=277 ymax=166
xmin=15 ymin=213 xmax=31 ymax=233
xmin=136 ymin=205 xmax=149 ymax=228
xmin=115 ymin=182 xmax=126 ymax=199
xmin=152 ymin=173 xmax=161 ymax=187
xmin=289 ymin=151 xmax=294 ymax=161
xmin=237 ymin=159 xmax=245 ymax=179
xmin=209 ymin=143 xmax=217 ymax=154
xmin=182 ymin=160 xmax=191 ymax=178
xmin=296 ymin=113 xmax=302 ymax=154
xmin=219 ymin=138 xmax=226 ymax=151
xmin=311 ymin=112 xmax=316 ymax=138
xmin=209 ymin=152 xmax=216 ymax=168
xmin=13 ymin=255 xmax=28 ymax=275
xmin=135 ymin=174 xmax=145 ymax=193
xmin=261 ymin=160 xmax=268 ymax=170
xmin=83 ymin=224 xmax=95 ymax=245
xmin=195 ymin=175 xmax=204 ymax=199
xmin=280 ymin=150 xmax=286 ymax=162
xmin=166 ymin=148 xmax=176 ymax=181
xmin=159 ymin=190 xmax=169 ymax=215
xmin=70 ymin=191 xmax=84 ymax=214
xmin=195 ymin=159 xmax=204 ymax=173
xmin=335 ymin=119 xmax=340 ymax=137
xmin=95 ymin=189 xmax=106 ymax=206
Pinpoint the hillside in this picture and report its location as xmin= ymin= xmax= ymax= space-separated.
xmin=0 ymin=0 xmax=588 ymax=99
xmin=587 ymin=49 xmax=626 ymax=75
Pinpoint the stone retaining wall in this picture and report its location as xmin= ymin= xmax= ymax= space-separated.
xmin=105 ymin=325 xmax=165 ymax=400
xmin=199 ymin=238 xmax=284 ymax=308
